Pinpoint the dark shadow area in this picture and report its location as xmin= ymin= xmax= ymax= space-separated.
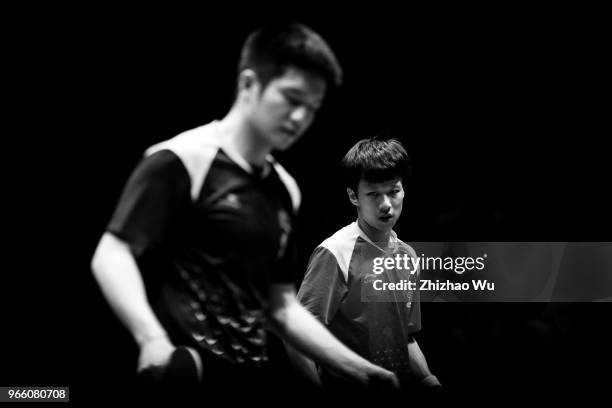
xmin=4 ymin=4 xmax=610 ymax=405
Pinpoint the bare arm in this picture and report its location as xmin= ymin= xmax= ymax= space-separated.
xmin=268 ymin=284 xmax=399 ymax=390
xmin=284 ymin=342 xmax=321 ymax=386
xmin=91 ymin=232 xmax=174 ymax=371
xmin=407 ymin=337 xmax=442 ymax=387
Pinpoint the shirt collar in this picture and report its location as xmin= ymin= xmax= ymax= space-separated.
xmin=352 ymin=220 xmax=399 ymax=253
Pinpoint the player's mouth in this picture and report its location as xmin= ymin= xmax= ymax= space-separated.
xmin=281 ymin=127 xmax=299 ymax=138
xmin=379 ymin=214 xmax=394 ymax=222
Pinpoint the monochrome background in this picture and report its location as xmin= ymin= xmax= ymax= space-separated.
xmin=3 ymin=4 xmax=610 ymax=403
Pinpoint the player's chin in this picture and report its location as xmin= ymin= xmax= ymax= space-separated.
xmin=276 ymin=140 xmax=294 ymax=150
xmin=376 ymin=216 xmax=397 ymax=230
xmin=274 ymin=134 xmax=300 ymax=150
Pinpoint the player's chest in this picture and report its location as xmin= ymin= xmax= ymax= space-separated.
xmin=188 ymin=169 xmax=292 ymax=250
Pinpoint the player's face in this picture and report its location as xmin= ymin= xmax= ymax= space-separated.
xmin=350 ymin=178 xmax=404 ymax=235
xmin=250 ymin=66 xmax=326 ymax=151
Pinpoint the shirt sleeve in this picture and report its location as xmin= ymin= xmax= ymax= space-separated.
xmin=297 ymin=246 xmax=348 ymax=325
xmin=107 ymin=149 xmax=191 ymax=258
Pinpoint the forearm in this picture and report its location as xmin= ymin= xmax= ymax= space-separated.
xmin=284 ymin=342 xmax=322 ymax=386
xmin=91 ymin=233 xmax=167 ymax=346
xmin=407 ymin=338 xmax=432 ymax=379
xmin=407 ymin=338 xmax=441 ymax=387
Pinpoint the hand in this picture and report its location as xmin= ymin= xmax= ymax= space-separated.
xmin=137 ymin=335 xmax=175 ymax=373
xmin=421 ymin=375 xmax=445 ymax=400
xmin=421 ymin=374 xmax=442 ymax=389
xmin=365 ymin=365 xmax=401 ymax=391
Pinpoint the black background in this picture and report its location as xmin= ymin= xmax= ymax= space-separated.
xmin=3 ymin=3 xmax=611 ymax=404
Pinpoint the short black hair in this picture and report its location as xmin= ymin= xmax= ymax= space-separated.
xmin=341 ymin=136 xmax=411 ymax=193
xmin=238 ymin=22 xmax=343 ymax=90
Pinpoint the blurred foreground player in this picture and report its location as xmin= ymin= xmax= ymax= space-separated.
xmin=91 ymin=22 xmax=399 ymax=393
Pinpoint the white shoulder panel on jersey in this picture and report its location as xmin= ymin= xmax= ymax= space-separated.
xmin=145 ymin=122 xmax=221 ymax=202
xmin=319 ymin=222 xmax=361 ymax=283
xmin=269 ymin=157 xmax=301 ymax=213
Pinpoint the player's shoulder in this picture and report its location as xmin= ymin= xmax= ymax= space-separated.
xmin=308 ymin=223 xmax=360 ymax=282
xmin=144 ymin=121 xmax=222 ymax=200
xmin=145 ymin=122 xmax=221 ymax=159
xmin=318 ymin=222 xmax=361 ymax=259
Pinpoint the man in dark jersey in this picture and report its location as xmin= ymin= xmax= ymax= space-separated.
xmin=91 ymin=23 xmax=399 ymax=392
xmin=287 ymin=137 xmax=443 ymax=394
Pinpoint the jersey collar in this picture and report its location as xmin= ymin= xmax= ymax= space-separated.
xmin=352 ymin=220 xmax=399 ymax=254
xmin=214 ymin=120 xmax=273 ymax=178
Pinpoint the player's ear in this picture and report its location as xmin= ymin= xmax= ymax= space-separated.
xmin=347 ymin=188 xmax=359 ymax=206
xmin=237 ymin=69 xmax=260 ymax=99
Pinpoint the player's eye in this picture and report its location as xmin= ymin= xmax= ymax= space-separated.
xmin=283 ymin=92 xmax=302 ymax=107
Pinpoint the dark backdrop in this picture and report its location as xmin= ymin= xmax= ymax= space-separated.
xmin=3 ymin=4 xmax=610 ymax=403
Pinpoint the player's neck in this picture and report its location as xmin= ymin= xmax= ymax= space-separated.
xmin=219 ymin=110 xmax=270 ymax=167
xmin=357 ymin=217 xmax=391 ymax=246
